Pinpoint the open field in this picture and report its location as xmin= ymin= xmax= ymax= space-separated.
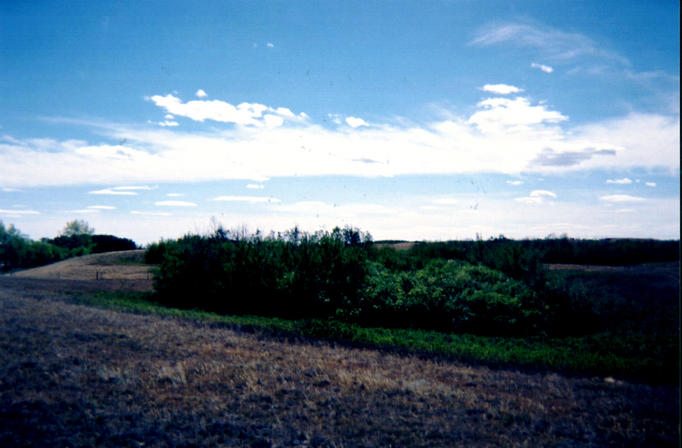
xmin=7 ymin=250 xmax=153 ymax=292
xmin=0 ymin=270 xmax=679 ymax=447
xmin=10 ymin=249 xmax=153 ymax=282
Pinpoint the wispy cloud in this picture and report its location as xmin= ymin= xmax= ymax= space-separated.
xmin=645 ymin=182 xmax=657 ymax=187
xmin=600 ymin=194 xmax=646 ymax=203
xmin=89 ymin=188 xmax=138 ymax=196
xmin=506 ymin=180 xmax=524 ymax=186
xmin=212 ymin=196 xmax=280 ymax=204
xmin=471 ymin=22 xmax=629 ymax=66
xmin=606 ymin=178 xmax=632 ymax=184
xmin=88 ymin=205 xmax=116 ymax=210
xmin=246 ymin=184 xmax=265 ymax=189
xmin=155 ymin=200 xmax=197 ymax=207
xmin=0 ymin=209 xmax=40 ymax=217
xmin=131 ymin=210 xmax=173 ymax=216
xmin=70 ymin=208 xmax=102 ymax=214
xmin=531 ymin=62 xmax=554 ymax=73
xmin=266 ymin=42 xmax=274 ymax=48
xmin=195 ymin=89 xmax=208 ymax=98
xmin=166 ymin=193 xmax=185 ymax=197
xmin=480 ymin=84 xmax=523 ymax=95
xmin=88 ymin=185 xmax=152 ymax=195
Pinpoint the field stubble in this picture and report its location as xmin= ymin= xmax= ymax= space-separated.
xmin=0 ymin=276 xmax=678 ymax=447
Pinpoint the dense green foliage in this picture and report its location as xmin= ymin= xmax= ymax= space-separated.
xmin=147 ymin=227 xmax=677 ymax=338
xmin=0 ymin=221 xmax=137 ymax=272
xmin=149 ymin=227 xmax=371 ymax=320
xmin=0 ymin=222 xmax=64 ymax=272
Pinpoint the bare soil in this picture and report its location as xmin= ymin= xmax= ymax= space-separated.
xmin=0 ymin=273 xmax=678 ymax=447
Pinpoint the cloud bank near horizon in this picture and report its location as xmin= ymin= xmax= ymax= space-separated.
xmin=0 ymin=88 xmax=678 ymax=188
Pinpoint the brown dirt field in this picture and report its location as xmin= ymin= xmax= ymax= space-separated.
xmin=0 ymin=276 xmax=678 ymax=447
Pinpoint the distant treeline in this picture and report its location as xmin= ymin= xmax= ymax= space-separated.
xmin=0 ymin=221 xmax=137 ymax=272
xmin=391 ymin=237 xmax=680 ymax=267
xmin=146 ymin=228 xmax=681 ymax=338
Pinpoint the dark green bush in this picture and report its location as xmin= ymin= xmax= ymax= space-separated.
xmin=150 ymin=227 xmax=371 ymax=320
xmin=91 ymin=234 xmax=137 ymax=253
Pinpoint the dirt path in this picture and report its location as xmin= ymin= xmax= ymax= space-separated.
xmin=0 ymin=278 xmax=678 ymax=447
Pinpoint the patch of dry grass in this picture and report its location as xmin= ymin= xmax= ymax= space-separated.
xmin=9 ymin=250 xmax=153 ymax=283
xmin=0 ymin=278 xmax=678 ymax=447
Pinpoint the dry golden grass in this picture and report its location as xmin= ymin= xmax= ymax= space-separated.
xmin=0 ymin=277 xmax=678 ymax=447
xmin=11 ymin=250 xmax=153 ymax=282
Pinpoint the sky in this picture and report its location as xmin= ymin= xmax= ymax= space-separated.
xmin=0 ymin=0 xmax=679 ymax=245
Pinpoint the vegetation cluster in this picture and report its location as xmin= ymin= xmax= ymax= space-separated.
xmin=0 ymin=220 xmax=136 ymax=272
xmin=146 ymin=227 xmax=678 ymax=339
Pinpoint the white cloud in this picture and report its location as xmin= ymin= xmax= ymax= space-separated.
xmin=531 ymin=62 xmax=554 ymax=73
xmin=88 ymin=205 xmax=116 ymax=210
xmin=158 ymin=120 xmax=179 ymax=127
xmin=515 ymin=190 xmax=557 ymax=204
xmin=148 ymin=94 xmax=306 ymax=127
xmin=212 ymin=196 xmax=280 ymax=204
xmin=0 ymin=209 xmax=39 ymax=217
xmin=0 ymin=92 xmax=677 ymax=189
xmin=468 ymin=96 xmax=567 ymax=134
xmin=645 ymin=182 xmax=657 ymax=187
xmin=116 ymin=185 xmax=153 ymax=190
xmin=606 ymin=178 xmax=632 ymax=184
xmin=131 ymin=210 xmax=173 ymax=216
xmin=88 ymin=185 xmax=152 ymax=195
xmin=599 ymin=194 xmax=646 ymax=203
xmin=345 ymin=116 xmax=369 ymax=128
xmin=263 ymin=114 xmax=284 ymax=128
xmin=155 ymin=200 xmax=197 ymax=207
xmin=166 ymin=193 xmax=185 ymax=197
xmin=89 ymin=188 xmax=138 ymax=196
xmin=195 ymin=89 xmax=208 ymax=98
xmin=70 ymin=208 xmax=102 ymax=214
xmin=266 ymin=42 xmax=274 ymax=48
xmin=480 ymin=84 xmax=523 ymax=95
xmin=164 ymin=114 xmax=175 ymax=120
xmin=246 ymin=184 xmax=265 ymax=189
xmin=506 ymin=180 xmax=524 ymax=186
xmin=429 ymin=197 xmax=459 ymax=206
xmin=1 ymin=187 xmax=20 ymax=192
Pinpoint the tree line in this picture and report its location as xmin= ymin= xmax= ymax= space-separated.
xmin=0 ymin=220 xmax=137 ymax=272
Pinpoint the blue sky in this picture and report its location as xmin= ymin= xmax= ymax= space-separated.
xmin=1 ymin=1 xmax=679 ymax=244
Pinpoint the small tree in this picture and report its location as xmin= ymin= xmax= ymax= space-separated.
xmin=61 ymin=219 xmax=95 ymax=237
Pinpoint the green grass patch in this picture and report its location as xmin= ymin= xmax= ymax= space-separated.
xmin=65 ymin=290 xmax=677 ymax=385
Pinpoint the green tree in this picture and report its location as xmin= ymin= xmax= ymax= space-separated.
xmin=61 ymin=219 xmax=95 ymax=237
